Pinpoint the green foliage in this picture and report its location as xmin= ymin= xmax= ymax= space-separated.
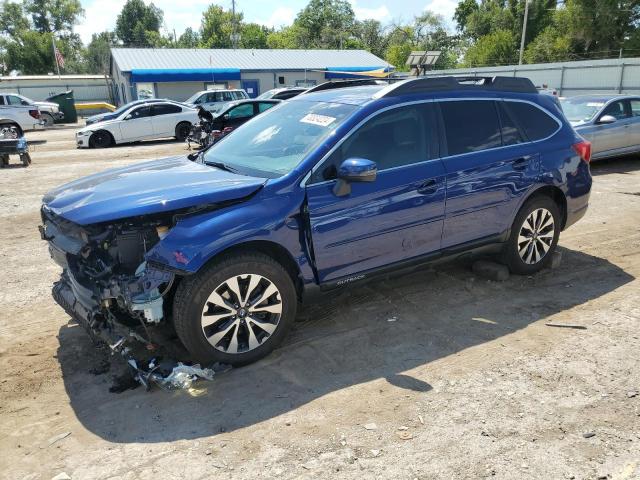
xmin=177 ymin=27 xmax=200 ymax=48
xmin=462 ymin=29 xmax=518 ymax=67
xmin=523 ymin=26 xmax=571 ymax=63
xmin=294 ymin=0 xmax=356 ymax=49
xmin=266 ymin=25 xmax=301 ymax=49
xmin=240 ymin=23 xmax=270 ymax=49
xmin=199 ymin=4 xmax=242 ymax=48
xmin=115 ymin=0 xmax=164 ymax=47
xmin=0 ymin=0 xmax=85 ymax=74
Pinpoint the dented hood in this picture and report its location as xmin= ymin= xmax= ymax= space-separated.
xmin=43 ymin=156 xmax=266 ymax=225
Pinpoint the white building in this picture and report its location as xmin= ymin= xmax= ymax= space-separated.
xmin=110 ymin=48 xmax=392 ymax=105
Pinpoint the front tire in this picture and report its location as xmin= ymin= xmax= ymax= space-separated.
xmin=89 ymin=130 xmax=113 ymax=148
xmin=503 ymin=195 xmax=561 ymax=275
xmin=173 ymin=252 xmax=297 ymax=366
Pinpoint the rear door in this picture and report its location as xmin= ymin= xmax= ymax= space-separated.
xmin=305 ymin=103 xmax=446 ymax=283
xmin=438 ymin=99 xmax=545 ymax=248
xmin=627 ymin=98 xmax=640 ymax=151
xmin=119 ymin=105 xmax=153 ymax=141
xmin=151 ymin=103 xmax=182 ymax=136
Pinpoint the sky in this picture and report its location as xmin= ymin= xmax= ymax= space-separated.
xmin=75 ymin=0 xmax=459 ymax=44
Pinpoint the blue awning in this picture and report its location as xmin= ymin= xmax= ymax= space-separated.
xmin=324 ymin=66 xmax=391 ymax=79
xmin=130 ymin=68 xmax=241 ymax=83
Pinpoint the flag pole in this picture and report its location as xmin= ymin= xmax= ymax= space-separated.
xmin=52 ymin=35 xmax=61 ymax=78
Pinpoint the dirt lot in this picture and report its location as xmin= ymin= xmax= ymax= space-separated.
xmin=0 ymin=124 xmax=639 ymax=480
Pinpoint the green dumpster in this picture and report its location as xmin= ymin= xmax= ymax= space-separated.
xmin=45 ymin=90 xmax=78 ymax=124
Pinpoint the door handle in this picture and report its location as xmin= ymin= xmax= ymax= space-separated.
xmin=511 ymin=157 xmax=531 ymax=171
xmin=417 ymin=179 xmax=438 ymax=195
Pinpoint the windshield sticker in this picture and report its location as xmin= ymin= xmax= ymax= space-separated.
xmin=300 ymin=113 xmax=336 ymax=127
xmin=586 ymin=102 xmax=604 ymax=107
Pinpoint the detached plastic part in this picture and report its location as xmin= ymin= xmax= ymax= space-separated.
xmin=131 ymin=292 xmax=164 ymax=323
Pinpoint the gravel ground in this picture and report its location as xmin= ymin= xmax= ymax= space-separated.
xmin=0 ymin=125 xmax=639 ymax=480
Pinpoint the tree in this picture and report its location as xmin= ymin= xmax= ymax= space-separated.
xmin=85 ymin=31 xmax=116 ymax=73
xmin=0 ymin=0 xmax=85 ymax=74
xmin=354 ymin=20 xmax=388 ymax=59
xmin=523 ymin=25 xmax=572 ymax=63
xmin=462 ymin=29 xmax=518 ymax=66
xmin=177 ymin=27 xmax=200 ymax=48
xmin=266 ymin=25 xmax=301 ymax=48
xmin=115 ymin=0 xmax=164 ymax=47
xmin=199 ymin=4 xmax=242 ymax=48
xmin=294 ymin=0 xmax=357 ymax=48
xmin=240 ymin=23 xmax=269 ymax=49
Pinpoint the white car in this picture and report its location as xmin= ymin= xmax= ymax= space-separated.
xmin=76 ymin=101 xmax=198 ymax=148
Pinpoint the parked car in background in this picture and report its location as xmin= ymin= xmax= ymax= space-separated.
xmin=0 ymin=101 xmax=42 ymax=134
xmin=184 ymin=89 xmax=249 ymax=112
xmin=75 ymin=100 xmax=197 ymax=148
xmin=257 ymin=87 xmax=307 ymax=100
xmin=560 ymin=94 xmax=640 ymax=160
xmin=209 ymin=99 xmax=280 ymax=141
xmin=0 ymin=92 xmax=62 ymax=127
xmin=42 ymin=76 xmax=591 ymax=366
xmin=85 ymin=98 xmax=166 ymax=126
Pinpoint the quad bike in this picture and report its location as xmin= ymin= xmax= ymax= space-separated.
xmin=0 ymin=125 xmax=31 ymax=168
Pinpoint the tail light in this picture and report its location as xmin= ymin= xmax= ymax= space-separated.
xmin=29 ymin=109 xmax=40 ymax=119
xmin=573 ymin=140 xmax=591 ymax=163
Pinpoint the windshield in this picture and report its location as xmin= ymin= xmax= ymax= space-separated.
xmin=560 ymin=98 xmax=604 ymax=123
xmin=184 ymin=92 xmax=203 ymax=104
xmin=204 ymin=100 xmax=357 ymax=178
xmin=257 ymin=90 xmax=276 ymax=100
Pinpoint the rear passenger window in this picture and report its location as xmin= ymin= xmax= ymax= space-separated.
xmin=504 ymin=102 xmax=559 ymax=141
xmin=440 ymin=100 xmax=501 ymax=155
xmin=497 ymin=102 xmax=524 ymax=146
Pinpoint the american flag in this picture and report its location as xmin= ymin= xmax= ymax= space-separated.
xmin=54 ymin=47 xmax=65 ymax=69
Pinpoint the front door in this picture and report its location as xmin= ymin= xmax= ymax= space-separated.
xmin=305 ymin=103 xmax=446 ymax=283
xmin=241 ymin=80 xmax=259 ymax=98
xmin=593 ymin=100 xmax=632 ymax=156
xmin=119 ymin=105 xmax=153 ymax=141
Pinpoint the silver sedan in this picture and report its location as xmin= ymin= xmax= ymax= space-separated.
xmin=560 ymin=95 xmax=640 ymax=161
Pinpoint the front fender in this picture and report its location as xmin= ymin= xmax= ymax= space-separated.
xmin=145 ymin=189 xmax=315 ymax=281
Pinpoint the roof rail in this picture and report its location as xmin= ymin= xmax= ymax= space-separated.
xmin=376 ymin=76 xmax=538 ymax=97
xmin=303 ymin=79 xmax=388 ymax=94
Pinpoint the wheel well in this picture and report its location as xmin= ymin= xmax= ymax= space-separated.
xmin=527 ymin=186 xmax=567 ymax=229
xmin=1 ymin=122 xmax=23 ymax=137
xmin=202 ymin=241 xmax=303 ymax=300
xmin=90 ymin=130 xmax=114 ymax=145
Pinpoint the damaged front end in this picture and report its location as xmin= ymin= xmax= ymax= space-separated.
xmin=41 ymin=205 xmax=175 ymax=331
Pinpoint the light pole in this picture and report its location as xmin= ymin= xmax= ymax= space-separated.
xmin=518 ymin=0 xmax=530 ymax=65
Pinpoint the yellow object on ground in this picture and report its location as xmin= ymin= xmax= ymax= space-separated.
xmin=74 ymin=102 xmax=116 ymax=111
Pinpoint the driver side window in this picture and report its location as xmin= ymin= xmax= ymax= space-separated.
xmin=310 ymin=104 xmax=432 ymax=183
xmin=601 ymin=100 xmax=629 ymax=120
xmin=128 ymin=106 xmax=150 ymax=119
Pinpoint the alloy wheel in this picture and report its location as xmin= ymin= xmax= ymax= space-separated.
xmin=517 ymin=208 xmax=555 ymax=265
xmin=200 ymin=274 xmax=283 ymax=354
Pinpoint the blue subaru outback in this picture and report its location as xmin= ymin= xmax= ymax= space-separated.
xmin=40 ymin=76 xmax=592 ymax=366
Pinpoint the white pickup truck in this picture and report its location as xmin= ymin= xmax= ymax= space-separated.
xmin=0 ymin=92 xmax=60 ymax=128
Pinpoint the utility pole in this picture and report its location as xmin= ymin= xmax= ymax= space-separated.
xmin=231 ymin=0 xmax=239 ymax=49
xmin=518 ymin=0 xmax=530 ymax=65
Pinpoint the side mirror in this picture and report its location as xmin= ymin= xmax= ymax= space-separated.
xmin=333 ymin=158 xmax=377 ymax=197
xmin=124 ymin=114 xmax=132 ymax=120
xmin=597 ymin=115 xmax=617 ymax=125
xmin=223 ymin=114 xmax=230 ymax=120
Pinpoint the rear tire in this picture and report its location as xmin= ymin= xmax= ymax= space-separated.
xmin=41 ymin=113 xmax=55 ymax=128
xmin=175 ymin=122 xmax=191 ymax=141
xmin=173 ymin=252 xmax=297 ymax=366
xmin=503 ymin=195 xmax=561 ymax=275
xmin=20 ymin=153 xmax=31 ymax=166
xmin=89 ymin=130 xmax=113 ymax=148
